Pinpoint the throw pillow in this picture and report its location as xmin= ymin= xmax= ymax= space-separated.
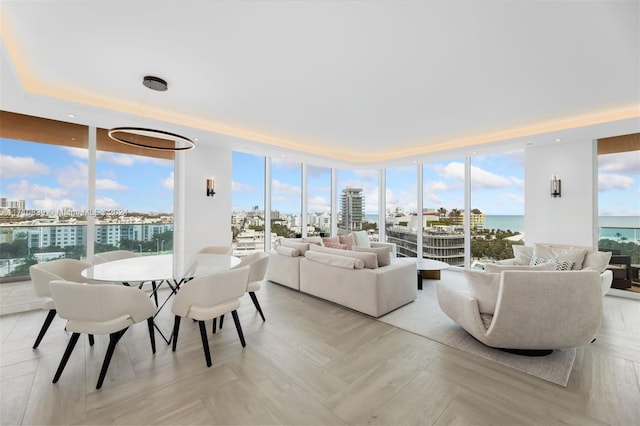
xmin=483 ymin=262 xmax=556 ymax=273
xmin=352 ymin=230 xmax=371 ymax=248
xmin=532 ymin=243 xmax=587 ymax=270
xmin=275 ymin=246 xmax=301 ymax=257
xmin=582 ymin=250 xmax=612 ymax=273
xmin=281 ymin=240 xmax=311 ymax=255
xmin=302 ymin=237 xmax=323 ymax=246
xmin=339 ymin=233 xmax=356 ymax=250
xmin=511 ymin=245 xmax=533 ymax=265
xmin=353 ymin=246 xmax=392 ymax=267
xmin=308 ymin=244 xmax=378 ymax=269
xmin=325 ymin=242 xmax=348 ymax=250
xmin=464 ymin=270 xmax=501 ymax=315
xmin=530 ymin=256 xmax=575 ymax=271
xmin=304 ymin=251 xmax=365 ymax=269
xmin=322 ymin=236 xmax=340 ymax=245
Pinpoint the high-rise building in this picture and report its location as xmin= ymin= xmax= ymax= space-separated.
xmin=340 ymin=187 xmax=364 ymax=231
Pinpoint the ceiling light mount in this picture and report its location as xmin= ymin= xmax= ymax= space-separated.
xmin=108 ymin=75 xmax=194 ymax=151
xmin=142 ymin=75 xmax=168 ymax=92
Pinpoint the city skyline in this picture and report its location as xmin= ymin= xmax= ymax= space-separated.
xmin=1 ymin=138 xmax=639 ymax=218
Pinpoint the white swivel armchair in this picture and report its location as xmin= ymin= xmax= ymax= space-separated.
xmin=29 ymin=259 xmax=92 ymax=348
xmin=93 ymin=250 xmax=140 ymax=264
xmin=171 ymin=266 xmax=250 ymax=367
xmin=49 ymin=280 xmax=157 ymax=389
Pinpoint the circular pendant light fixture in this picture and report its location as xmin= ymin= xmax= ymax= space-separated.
xmin=108 ymin=76 xmax=195 ymax=151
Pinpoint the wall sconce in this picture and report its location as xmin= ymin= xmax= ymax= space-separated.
xmin=550 ymin=173 xmax=561 ymax=198
xmin=206 ymin=178 xmax=216 ymax=197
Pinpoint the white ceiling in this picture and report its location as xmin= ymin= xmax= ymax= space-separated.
xmin=1 ymin=1 xmax=638 ymax=166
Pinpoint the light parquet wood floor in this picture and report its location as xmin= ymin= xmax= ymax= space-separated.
xmin=1 ymin=275 xmax=639 ymax=425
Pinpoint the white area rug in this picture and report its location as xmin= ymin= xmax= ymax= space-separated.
xmin=378 ymin=269 xmax=576 ymax=387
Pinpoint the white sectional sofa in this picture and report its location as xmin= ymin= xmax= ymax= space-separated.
xmin=265 ymin=235 xmax=417 ymax=317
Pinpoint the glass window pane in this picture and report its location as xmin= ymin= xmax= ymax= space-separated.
xmin=337 ymin=169 xmax=379 ymax=240
xmin=423 ymin=159 xmax=465 ymax=267
xmin=232 ymin=151 xmax=266 ymax=255
xmin=271 ymin=159 xmax=302 ymax=238
xmin=386 ymin=165 xmax=418 ymax=257
xmin=470 ymin=151 xmax=525 ymax=266
xmin=307 ymin=165 xmax=332 ymax=237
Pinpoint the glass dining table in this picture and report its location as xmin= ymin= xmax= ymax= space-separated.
xmin=81 ymin=253 xmax=241 ymax=343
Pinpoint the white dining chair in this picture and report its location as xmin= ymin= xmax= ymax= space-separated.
xmin=198 ymin=246 xmax=233 ymax=255
xmin=171 ymin=266 xmax=250 ymax=367
xmin=93 ymin=250 xmax=140 ymax=264
xmin=29 ymin=259 xmax=93 ymax=348
xmin=49 ymin=280 xmax=157 ymax=389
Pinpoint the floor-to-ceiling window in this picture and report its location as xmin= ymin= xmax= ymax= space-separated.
xmin=422 ymin=159 xmax=465 ymax=267
xmin=470 ymin=150 xmax=524 ymax=267
xmin=336 ymin=168 xmax=379 ymax=240
xmin=94 ymin=130 xmax=174 ymax=256
xmin=231 ymin=151 xmax=266 ymax=255
xmin=306 ymin=164 xmax=332 ymax=237
xmin=271 ymin=159 xmax=302 ymax=238
xmin=385 ymin=165 xmax=418 ymax=257
xmin=597 ymin=134 xmax=640 ymax=293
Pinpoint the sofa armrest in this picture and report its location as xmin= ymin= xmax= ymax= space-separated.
xmin=494 ymin=258 xmax=517 ymax=265
xmin=371 ymin=241 xmax=397 ymax=257
xmin=436 ymin=283 xmax=488 ymax=340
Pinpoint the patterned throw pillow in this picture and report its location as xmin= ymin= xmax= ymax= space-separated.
xmin=324 ymin=242 xmax=348 ymax=250
xmin=339 ymin=233 xmax=356 ymax=250
xmin=530 ymin=256 xmax=574 ymax=271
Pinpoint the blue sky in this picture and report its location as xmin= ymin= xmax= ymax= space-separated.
xmin=2 ymin=139 xmax=638 ymax=217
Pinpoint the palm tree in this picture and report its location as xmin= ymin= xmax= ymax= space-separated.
xmin=449 ymin=208 xmax=462 ymax=225
xmin=437 ymin=207 xmax=447 ymax=221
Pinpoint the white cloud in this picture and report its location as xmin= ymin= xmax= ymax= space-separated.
xmin=232 ymin=181 xmax=256 ymax=192
xmin=598 ymin=173 xmax=634 ymax=190
xmin=308 ymin=195 xmax=330 ymax=212
xmin=353 ymin=169 xmax=379 ymax=180
xmin=507 ymin=192 xmax=525 ymax=205
xmin=435 ymin=162 xmax=465 ymax=181
xmin=96 ymin=178 xmax=128 ymax=191
xmin=510 ymin=176 xmax=524 ymax=188
xmin=56 ymin=160 xmax=88 ymax=189
xmin=161 ymin=172 xmax=174 ymax=190
xmin=7 ymin=180 xmax=68 ymax=200
xmin=598 ymin=151 xmax=640 ymax=174
xmin=0 ymin=154 xmax=50 ymax=178
xmin=32 ymin=198 xmax=78 ymax=211
xmin=470 ymin=165 xmax=511 ymax=189
xmin=95 ymin=197 xmax=121 ymax=210
xmin=272 ymin=179 xmax=301 ymax=196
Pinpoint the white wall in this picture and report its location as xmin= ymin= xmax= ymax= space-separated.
xmin=524 ymin=139 xmax=597 ymax=247
xmin=174 ymin=144 xmax=232 ymax=258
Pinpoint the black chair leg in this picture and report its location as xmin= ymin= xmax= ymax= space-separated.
xmin=219 ymin=314 xmax=224 ymax=330
xmin=151 ymin=281 xmax=159 ymax=307
xmin=88 ymin=334 xmax=95 ymax=346
xmin=198 ymin=320 xmax=212 ymax=367
xmin=147 ymin=318 xmax=156 ymax=354
xmin=231 ymin=310 xmax=246 ymax=347
xmin=33 ymin=309 xmax=57 ymax=349
xmin=53 ymin=332 xmax=80 ymax=383
xmin=212 ymin=317 xmax=217 ymax=334
xmin=96 ymin=328 xmax=127 ymax=389
xmin=172 ymin=316 xmax=181 ymax=352
xmin=249 ymin=292 xmax=266 ymax=321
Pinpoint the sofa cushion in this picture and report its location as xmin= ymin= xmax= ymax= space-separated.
xmin=275 ymin=246 xmax=301 ymax=257
xmin=465 ymin=270 xmax=501 ymax=315
xmin=309 ymin=244 xmax=378 ymax=269
xmin=532 ymin=243 xmax=587 ymax=270
xmin=281 ymin=239 xmax=311 ymax=255
xmin=339 ymin=233 xmax=356 ymax=250
xmin=302 ymin=237 xmax=323 ymax=246
xmin=325 ymin=242 xmax=348 ymax=250
xmin=322 ymin=236 xmax=340 ymax=245
xmin=353 ymin=246 xmax=391 ymax=267
xmin=352 ymin=230 xmax=371 ymax=248
xmin=512 ymin=245 xmax=533 ymax=265
xmin=582 ymin=250 xmax=613 ymax=273
xmin=484 ymin=262 xmax=556 ymax=273
xmin=304 ymin=251 xmax=365 ymax=269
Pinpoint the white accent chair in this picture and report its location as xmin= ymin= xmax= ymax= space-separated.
xmin=171 ymin=266 xmax=250 ymax=367
xmin=198 ymin=246 xmax=233 ymax=255
xmin=49 ymin=280 xmax=157 ymax=389
xmin=29 ymin=259 xmax=92 ymax=348
xmin=93 ymin=250 xmax=140 ymax=264
xmin=437 ymin=270 xmax=603 ymax=355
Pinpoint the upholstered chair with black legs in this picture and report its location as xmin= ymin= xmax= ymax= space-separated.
xmin=49 ymin=280 xmax=157 ymax=389
xmin=171 ymin=266 xmax=250 ymax=367
xmin=198 ymin=246 xmax=233 ymax=255
xmin=29 ymin=259 xmax=92 ymax=349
